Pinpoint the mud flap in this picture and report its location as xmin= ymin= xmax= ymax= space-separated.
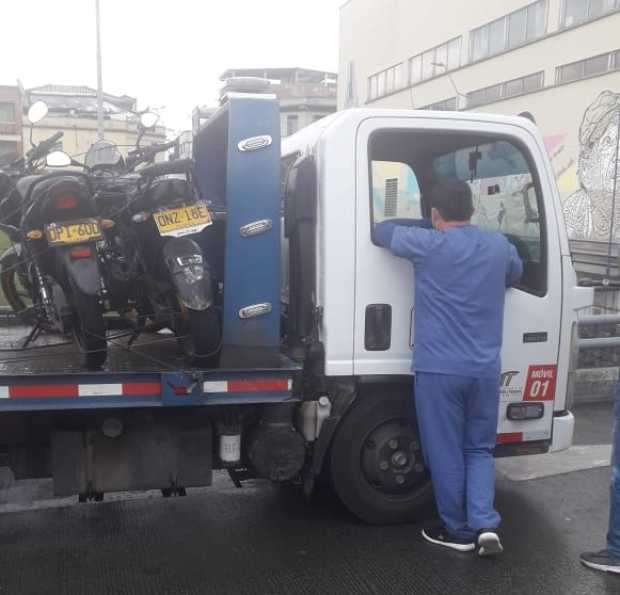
xmin=163 ymin=237 xmax=213 ymax=311
xmin=58 ymin=247 xmax=101 ymax=296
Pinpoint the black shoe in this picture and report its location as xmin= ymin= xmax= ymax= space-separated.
xmin=421 ymin=525 xmax=475 ymax=552
xmin=477 ymin=529 xmax=504 ymax=557
xmin=581 ymin=549 xmax=620 ymax=574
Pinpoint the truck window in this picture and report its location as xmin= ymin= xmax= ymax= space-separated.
xmin=433 ymin=140 xmax=546 ymax=295
xmin=371 ymin=161 xmax=422 ymax=223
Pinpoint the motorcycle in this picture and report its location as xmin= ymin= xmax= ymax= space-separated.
xmin=0 ymin=102 xmax=108 ymax=369
xmin=88 ymin=117 xmax=221 ymax=366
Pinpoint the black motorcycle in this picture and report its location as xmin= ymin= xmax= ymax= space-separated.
xmin=0 ymin=103 xmax=108 ymax=369
xmin=89 ymin=137 xmax=221 ymax=366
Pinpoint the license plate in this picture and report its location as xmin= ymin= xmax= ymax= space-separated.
xmin=45 ymin=219 xmax=103 ymax=245
xmin=154 ymin=202 xmax=212 ymax=238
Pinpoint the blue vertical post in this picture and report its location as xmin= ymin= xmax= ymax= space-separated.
xmin=220 ymin=95 xmax=282 ymax=367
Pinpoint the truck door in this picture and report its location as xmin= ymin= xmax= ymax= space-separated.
xmin=353 ymin=116 xmax=562 ymax=448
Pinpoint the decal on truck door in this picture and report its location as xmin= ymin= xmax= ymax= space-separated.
xmin=523 ymin=365 xmax=557 ymax=402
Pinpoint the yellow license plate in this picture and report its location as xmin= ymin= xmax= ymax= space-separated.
xmin=154 ymin=202 xmax=212 ymax=237
xmin=45 ymin=219 xmax=103 ymax=245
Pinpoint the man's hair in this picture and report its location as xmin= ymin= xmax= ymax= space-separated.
xmin=429 ymin=182 xmax=474 ymax=222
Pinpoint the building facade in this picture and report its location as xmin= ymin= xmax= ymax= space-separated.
xmin=25 ymin=85 xmax=166 ymax=160
xmin=339 ymin=0 xmax=620 ymax=241
xmin=0 ymin=85 xmax=23 ymax=165
xmin=220 ymin=68 xmax=337 ymax=137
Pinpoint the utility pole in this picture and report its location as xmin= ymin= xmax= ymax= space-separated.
xmin=95 ymin=0 xmax=104 ymax=140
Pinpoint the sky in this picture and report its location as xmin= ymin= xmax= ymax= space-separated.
xmin=1 ymin=0 xmax=341 ymax=132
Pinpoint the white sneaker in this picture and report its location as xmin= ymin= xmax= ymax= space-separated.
xmin=477 ymin=530 xmax=504 ymax=557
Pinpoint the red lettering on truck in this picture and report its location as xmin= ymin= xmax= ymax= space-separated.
xmin=523 ymin=365 xmax=557 ymax=402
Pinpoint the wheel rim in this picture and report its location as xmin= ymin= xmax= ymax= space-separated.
xmin=361 ymin=418 xmax=427 ymax=495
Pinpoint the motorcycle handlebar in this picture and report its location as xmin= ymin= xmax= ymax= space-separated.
xmin=139 ymin=158 xmax=193 ymax=178
xmin=27 ymin=131 xmax=64 ymax=162
xmin=126 ymin=139 xmax=178 ymax=170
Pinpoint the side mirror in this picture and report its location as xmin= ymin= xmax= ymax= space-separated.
xmin=140 ymin=112 xmax=159 ymax=129
xmin=46 ymin=151 xmax=72 ymax=168
xmin=27 ymin=101 xmax=49 ymax=124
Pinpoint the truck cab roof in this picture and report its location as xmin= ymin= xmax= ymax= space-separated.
xmin=282 ymin=108 xmax=543 ymax=158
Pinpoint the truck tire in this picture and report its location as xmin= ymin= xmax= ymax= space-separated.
xmin=329 ymin=387 xmax=433 ymax=524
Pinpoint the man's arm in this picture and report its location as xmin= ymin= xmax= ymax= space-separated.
xmin=506 ymin=243 xmax=524 ymax=287
xmin=374 ymin=219 xmax=439 ymax=264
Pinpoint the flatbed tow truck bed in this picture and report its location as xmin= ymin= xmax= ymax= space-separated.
xmin=0 ymin=319 xmax=300 ymax=412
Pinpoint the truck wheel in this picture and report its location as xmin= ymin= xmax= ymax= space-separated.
xmin=329 ymin=387 xmax=433 ymax=524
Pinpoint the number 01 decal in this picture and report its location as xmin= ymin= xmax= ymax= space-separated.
xmin=523 ymin=365 xmax=557 ymax=402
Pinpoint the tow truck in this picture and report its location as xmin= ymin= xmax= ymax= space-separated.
xmin=0 ymin=92 xmax=598 ymax=523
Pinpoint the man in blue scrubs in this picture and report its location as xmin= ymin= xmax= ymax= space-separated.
xmin=374 ymin=181 xmax=522 ymax=556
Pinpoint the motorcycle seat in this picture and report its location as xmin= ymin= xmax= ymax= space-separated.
xmin=15 ymin=175 xmax=43 ymax=200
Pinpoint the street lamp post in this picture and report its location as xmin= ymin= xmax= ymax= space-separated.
xmin=95 ymin=0 xmax=104 ymax=140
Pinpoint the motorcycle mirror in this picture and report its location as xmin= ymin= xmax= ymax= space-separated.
xmin=27 ymin=101 xmax=49 ymax=124
xmin=140 ymin=112 xmax=159 ymax=129
xmin=46 ymin=151 xmax=72 ymax=168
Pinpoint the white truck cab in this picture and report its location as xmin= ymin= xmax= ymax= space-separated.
xmin=283 ymin=108 xmax=593 ymax=523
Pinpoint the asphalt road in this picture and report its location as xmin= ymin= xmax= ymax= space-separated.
xmin=0 ymin=467 xmax=616 ymax=594
xmin=0 ymin=402 xmax=615 ymax=595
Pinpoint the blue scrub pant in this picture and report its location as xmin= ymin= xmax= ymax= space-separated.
xmin=414 ymin=372 xmax=501 ymax=541
xmin=607 ymin=385 xmax=620 ymax=558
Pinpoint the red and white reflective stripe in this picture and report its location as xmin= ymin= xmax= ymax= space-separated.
xmin=203 ymin=378 xmax=292 ymax=393
xmin=0 ymin=383 xmax=161 ymax=400
xmin=496 ymin=430 xmax=550 ymax=445
xmin=496 ymin=432 xmax=524 ymax=445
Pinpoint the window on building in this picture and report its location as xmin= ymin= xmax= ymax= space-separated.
xmin=447 ymin=38 xmax=462 ymax=70
xmin=561 ymin=0 xmax=619 ymax=27
xmin=286 ymin=115 xmax=299 ymax=136
xmin=370 ymin=160 xmax=422 ymax=224
xmin=470 ymin=1 xmax=547 ymax=62
xmin=422 ymin=50 xmax=435 ymax=80
xmin=433 ymin=139 xmax=546 ymax=294
xmin=0 ymin=102 xmax=15 ymax=123
xmin=408 ymin=37 xmax=462 ymax=85
xmin=467 ymin=72 xmax=544 ymax=108
xmin=345 ymin=60 xmax=355 ymax=106
xmin=556 ymin=50 xmax=619 ymax=83
xmin=409 ymin=55 xmax=422 ymax=85
xmin=509 ymin=9 xmax=528 ymax=47
xmin=584 ymin=53 xmax=610 ymax=76
xmin=368 ymin=63 xmax=404 ymax=100
xmin=422 ymin=97 xmax=458 ymax=111
xmin=377 ymin=71 xmax=386 ymax=97
xmin=488 ymin=18 xmax=507 ymax=55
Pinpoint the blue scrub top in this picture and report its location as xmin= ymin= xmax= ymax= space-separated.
xmin=375 ymin=220 xmax=523 ymax=379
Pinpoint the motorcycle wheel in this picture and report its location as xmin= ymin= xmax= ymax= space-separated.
xmin=69 ymin=281 xmax=107 ymax=370
xmin=0 ymin=249 xmax=34 ymax=322
xmin=175 ymin=304 xmax=221 ymax=368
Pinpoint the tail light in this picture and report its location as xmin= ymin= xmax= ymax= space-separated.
xmin=69 ymin=246 xmax=93 ymax=260
xmin=55 ymin=195 xmax=79 ymax=210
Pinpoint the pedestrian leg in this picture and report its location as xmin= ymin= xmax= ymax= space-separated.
xmin=415 ymin=372 xmax=473 ymax=541
xmin=606 ymin=394 xmax=620 ymax=558
xmin=463 ymin=376 xmax=501 ymax=532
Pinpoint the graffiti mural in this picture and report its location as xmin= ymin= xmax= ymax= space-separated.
xmin=562 ymin=91 xmax=620 ymax=241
